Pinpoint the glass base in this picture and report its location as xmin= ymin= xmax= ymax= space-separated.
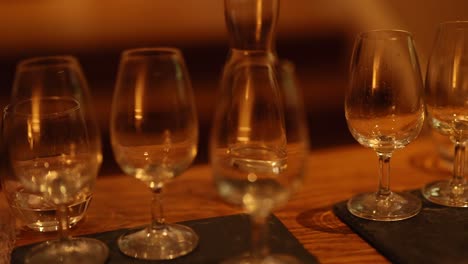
xmin=222 ymin=254 xmax=303 ymax=264
xmin=422 ymin=180 xmax=468 ymax=207
xmin=347 ymin=191 xmax=421 ymax=221
xmin=25 ymin=237 xmax=109 ymax=264
xmin=118 ymin=223 xmax=198 ymax=260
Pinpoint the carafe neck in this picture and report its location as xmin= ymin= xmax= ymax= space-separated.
xmin=225 ymin=0 xmax=279 ymax=51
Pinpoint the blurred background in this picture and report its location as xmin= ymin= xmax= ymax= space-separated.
xmin=0 ymin=0 xmax=467 ymax=173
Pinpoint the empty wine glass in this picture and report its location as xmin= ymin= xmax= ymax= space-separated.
xmin=3 ymin=97 xmax=108 ymax=263
xmin=210 ymin=54 xmax=309 ymax=263
xmin=11 ymin=56 xmax=101 ymax=154
xmin=345 ymin=30 xmax=425 ymax=221
xmin=423 ymin=21 xmax=468 ymax=207
xmin=110 ymin=47 xmax=199 ymax=260
xmin=2 ymin=56 xmax=100 ymax=232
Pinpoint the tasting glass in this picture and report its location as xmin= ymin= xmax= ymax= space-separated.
xmin=3 ymin=97 xmax=108 ymax=263
xmin=423 ymin=21 xmax=468 ymax=207
xmin=1 ymin=56 xmax=100 ymax=232
xmin=211 ymin=55 xmax=309 ymax=263
xmin=110 ymin=47 xmax=199 ymax=260
xmin=345 ymin=30 xmax=425 ymax=221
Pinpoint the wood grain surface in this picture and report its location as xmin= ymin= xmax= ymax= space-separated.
xmin=13 ymin=135 xmax=449 ymax=264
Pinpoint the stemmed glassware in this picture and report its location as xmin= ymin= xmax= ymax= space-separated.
xmin=211 ymin=53 xmax=309 ymax=263
xmin=110 ymin=47 xmax=199 ymax=260
xmin=345 ymin=30 xmax=425 ymax=221
xmin=10 ymin=56 xmax=101 ymax=151
xmin=2 ymin=56 xmax=108 ymax=263
xmin=3 ymin=98 xmax=108 ymax=263
xmin=2 ymin=56 xmax=100 ymax=232
xmin=211 ymin=1 xmax=308 ymax=262
xmin=423 ymin=21 xmax=468 ymax=207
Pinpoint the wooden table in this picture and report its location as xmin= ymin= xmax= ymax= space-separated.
xmin=14 ymin=135 xmax=450 ymax=263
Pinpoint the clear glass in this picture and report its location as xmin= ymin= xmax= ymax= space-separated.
xmin=1 ymin=56 xmax=100 ymax=232
xmin=345 ymin=30 xmax=425 ymax=221
xmin=224 ymin=0 xmax=278 ymax=52
xmin=211 ymin=54 xmax=309 ymax=263
xmin=214 ymin=1 xmax=308 ymax=262
xmin=3 ymin=97 xmax=108 ymax=263
xmin=423 ymin=21 xmax=468 ymax=207
xmin=110 ymin=47 xmax=199 ymax=260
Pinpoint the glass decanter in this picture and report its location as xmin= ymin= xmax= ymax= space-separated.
xmin=211 ymin=1 xmax=309 ymax=263
xmin=224 ymin=0 xmax=279 ymax=68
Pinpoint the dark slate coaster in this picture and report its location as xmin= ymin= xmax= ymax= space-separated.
xmin=333 ymin=191 xmax=468 ymax=264
xmin=12 ymin=214 xmax=317 ymax=264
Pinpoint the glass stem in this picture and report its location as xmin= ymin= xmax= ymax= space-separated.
xmin=451 ymin=141 xmax=466 ymax=197
xmin=377 ymin=153 xmax=392 ymax=202
xmin=250 ymin=214 xmax=269 ymax=259
xmin=150 ymin=187 xmax=166 ymax=231
xmin=57 ymin=204 xmax=70 ymax=241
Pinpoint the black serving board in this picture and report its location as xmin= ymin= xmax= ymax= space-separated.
xmin=12 ymin=213 xmax=317 ymax=264
xmin=333 ymin=191 xmax=468 ymax=264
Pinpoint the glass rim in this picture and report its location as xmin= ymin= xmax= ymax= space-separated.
xmin=359 ymin=29 xmax=414 ymax=39
xmin=3 ymin=96 xmax=80 ymax=119
xmin=17 ymin=56 xmax=79 ymax=70
xmin=439 ymin=20 xmax=468 ymax=25
xmin=438 ymin=20 xmax=468 ymax=29
xmin=121 ymin=47 xmax=183 ymax=59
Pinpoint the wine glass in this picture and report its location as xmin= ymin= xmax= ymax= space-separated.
xmin=345 ymin=30 xmax=425 ymax=221
xmin=3 ymin=97 xmax=108 ymax=263
xmin=423 ymin=21 xmax=468 ymax=207
xmin=210 ymin=54 xmax=309 ymax=263
xmin=110 ymin=47 xmax=199 ymax=260
xmin=1 ymin=56 xmax=100 ymax=232
xmin=11 ymin=56 xmax=101 ymax=152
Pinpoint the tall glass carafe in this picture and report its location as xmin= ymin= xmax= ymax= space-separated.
xmin=224 ymin=0 xmax=279 ymax=65
xmin=220 ymin=0 xmax=283 ymax=154
xmin=211 ymin=1 xmax=309 ymax=263
xmin=220 ymin=0 xmax=281 ymax=144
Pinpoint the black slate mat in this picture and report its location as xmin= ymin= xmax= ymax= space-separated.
xmin=333 ymin=191 xmax=468 ymax=264
xmin=12 ymin=213 xmax=317 ymax=264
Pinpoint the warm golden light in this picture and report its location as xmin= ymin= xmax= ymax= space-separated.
xmin=452 ymin=35 xmax=463 ymax=90
xmin=255 ymin=0 xmax=262 ymax=43
xmin=134 ymin=66 xmax=146 ymax=130
xmin=28 ymin=88 xmax=42 ymax=148
xmin=372 ymin=47 xmax=381 ymax=91
xmin=237 ymin=72 xmax=253 ymax=142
